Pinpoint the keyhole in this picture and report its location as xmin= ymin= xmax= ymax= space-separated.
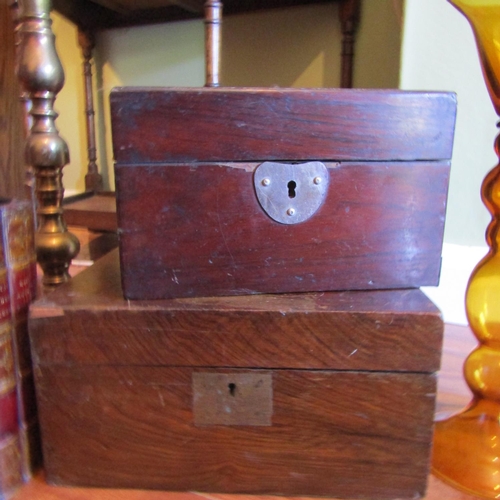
xmin=228 ymin=383 xmax=236 ymax=396
xmin=288 ymin=180 xmax=297 ymax=198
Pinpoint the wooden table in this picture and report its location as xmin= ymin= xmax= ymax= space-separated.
xmin=12 ymin=473 xmax=483 ymax=499
xmin=12 ymin=324 xmax=480 ymax=499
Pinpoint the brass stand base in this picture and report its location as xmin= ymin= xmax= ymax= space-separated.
xmin=433 ymin=399 xmax=500 ymax=499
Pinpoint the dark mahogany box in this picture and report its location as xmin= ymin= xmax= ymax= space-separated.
xmin=29 ymin=251 xmax=443 ymax=499
xmin=110 ymin=87 xmax=456 ymax=300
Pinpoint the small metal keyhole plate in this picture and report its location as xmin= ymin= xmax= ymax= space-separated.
xmin=254 ymin=161 xmax=329 ymax=224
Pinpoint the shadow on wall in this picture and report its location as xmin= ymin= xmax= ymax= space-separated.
xmin=354 ymin=0 xmax=402 ymax=89
xmin=222 ymin=3 xmax=341 ymax=88
xmin=223 ymin=0 xmax=403 ymax=89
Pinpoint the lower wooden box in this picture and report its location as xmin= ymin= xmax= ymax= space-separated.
xmin=29 ymin=251 xmax=443 ymax=499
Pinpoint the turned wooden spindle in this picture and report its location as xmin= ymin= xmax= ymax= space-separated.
xmin=339 ymin=0 xmax=360 ymax=89
xmin=204 ymin=0 xmax=222 ymax=87
xmin=16 ymin=0 xmax=79 ymax=286
xmin=77 ymin=28 xmax=102 ymax=193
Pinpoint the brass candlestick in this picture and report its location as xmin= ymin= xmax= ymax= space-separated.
xmin=16 ymin=0 xmax=79 ymax=286
xmin=432 ymin=1 xmax=500 ymax=498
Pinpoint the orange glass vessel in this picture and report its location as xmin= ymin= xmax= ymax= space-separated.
xmin=432 ymin=1 xmax=500 ymax=498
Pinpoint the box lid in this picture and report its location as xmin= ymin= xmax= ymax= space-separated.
xmin=30 ymin=251 xmax=443 ymax=373
xmin=110 ymin=88 xmax=457 ymax=164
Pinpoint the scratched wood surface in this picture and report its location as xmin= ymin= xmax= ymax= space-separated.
xmin=111 ymin=88 xmax=456 ymax=300
xmin=110 ymin=89 xmax=456 ymax=163
xmin=17 ymin=298 xmax=479 ymax=500
xmin=34 ymin=367 xmax=436 ymax=498
xmin=115 ymin=160 xmax=450 ymax=299
xmin=14 ymin=324 xmax=478 ymax=500
xmin=30 ymin=250 xmax=443 ymax=373
xmin=27 ymin=252 xmax=448 ymax=498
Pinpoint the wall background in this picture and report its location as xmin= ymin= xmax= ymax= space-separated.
xmin=400 ymin=0 xmax=495 ymax=246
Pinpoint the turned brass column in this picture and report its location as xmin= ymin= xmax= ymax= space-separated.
xmin=16 ymin=0 xmax=79 ymax=286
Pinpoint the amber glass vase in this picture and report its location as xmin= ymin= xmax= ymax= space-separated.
xmin=432 ymin=1 xmax=500 ymax=498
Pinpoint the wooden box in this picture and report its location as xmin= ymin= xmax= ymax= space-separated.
xmin=29 ymin=251 xmax=443 ymax=499
xmin=111 ymin=88 xmax=456 ymax=299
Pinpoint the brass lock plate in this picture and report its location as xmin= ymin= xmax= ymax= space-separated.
xmin=193 ymin=372 xmax=273 ymax=426
xmin=254 ymin=161 xmax=329 ymax=224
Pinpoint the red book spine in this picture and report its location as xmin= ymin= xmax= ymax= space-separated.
xmin=0 ymin=200 xmax=39 ymax=483
xmin=2 ymin=204 xmax=37 ymax=317
xmin=0 ymin=230 xmax=23 ymax=497
xmin=0 ymin=273 xmax=18 ymax=438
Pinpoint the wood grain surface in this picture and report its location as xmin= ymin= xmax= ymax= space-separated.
xmin=27 ymin=253 xmax=446 ymax=497
xmin=12 ymin=324 xmax=479 ymax=500
xmin=30 ymin=250 xmax=443 ymax=373
xmin=63 ymin=192 xmax=117 ymax=232
xmin=35 ymin=366 xmax=436 ymax=498
xmin=116 ymin=160 xmax=450 ymax=299
xmin=110 ymin=88 xmax=456 ymax=163
xmin=112 ymin=88 xmax=455 ymax=299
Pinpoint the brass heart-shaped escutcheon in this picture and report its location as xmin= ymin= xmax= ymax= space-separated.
xmin=254 ymin=161 xmax=329 ymax=224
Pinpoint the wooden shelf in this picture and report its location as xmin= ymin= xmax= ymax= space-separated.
xmin=52 ymin=0 xmax=349 ymax=31
xmin=63 ymin=192 xmax=117 ymax=232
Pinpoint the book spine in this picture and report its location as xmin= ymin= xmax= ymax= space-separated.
xmin=1 ymin=200 xmax=39 ymax=482
xmin=0 ymin=234 xmax=23 ymax=498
